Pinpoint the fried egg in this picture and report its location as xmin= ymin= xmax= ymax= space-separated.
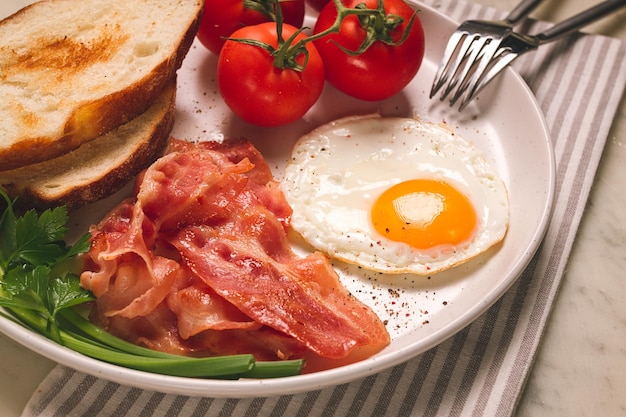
xmin=281 ymin=115 xmax=509 ymax=275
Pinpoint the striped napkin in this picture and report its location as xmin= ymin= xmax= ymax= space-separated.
xmin=22 ymin=0 xmax=626 ymax=416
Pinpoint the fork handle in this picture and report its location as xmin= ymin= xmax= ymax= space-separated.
xmin=505 ymin=0 xmax=545 ymax=25
xmin=536 ymin=0 xmax=626 ymax=44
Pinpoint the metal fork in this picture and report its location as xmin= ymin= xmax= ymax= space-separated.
xmin=430 ymin=0 xmax=545 ymax=108
xmin=431 ymin=0 xmax=626 ymax=111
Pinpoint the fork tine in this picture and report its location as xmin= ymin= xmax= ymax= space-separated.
xmin=438 ymin=34 xmax=485 ymax=100
xmin=430 ymin=30 xmax=475 ymax=99
xmin=448 ymin=38 xmax=503 ymax=107
xmin=443 ymin=35 xmax=495 ymax=103
xmin=457 ymin=29 xmax=540 ymax=111
xmin=457 ymin=49 xmax=520 ymax=111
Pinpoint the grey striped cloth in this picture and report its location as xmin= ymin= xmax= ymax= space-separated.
xmin=22 ymin=1 xmax=626 ymax=416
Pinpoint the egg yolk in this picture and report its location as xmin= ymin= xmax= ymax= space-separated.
xmin=371 ymin=179 xmax=477 ymax=249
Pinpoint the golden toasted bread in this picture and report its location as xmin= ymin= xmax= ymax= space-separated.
xmin=0 ymin=81 xmax=176 ymax=211
xmin=0 ymin=0 xmax=202 ymax=171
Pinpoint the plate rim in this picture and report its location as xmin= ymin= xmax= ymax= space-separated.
xmin=0 ymin=0 xmax=556 ymax=398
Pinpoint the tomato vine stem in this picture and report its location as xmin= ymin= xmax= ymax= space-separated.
xmin=226 ymin=0 xmax=419 ymax=72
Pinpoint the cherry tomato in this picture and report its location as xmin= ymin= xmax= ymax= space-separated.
xmin=313 ymin=0 xmax=425 ymax=101
xmin=197 ymin=0 xmax=305 ymax=54
xmin=217 ymin=23 xmax=325 ymax=127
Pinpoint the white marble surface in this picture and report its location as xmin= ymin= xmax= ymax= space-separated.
xmin=0 ymin=1 xmax=625 ymax=416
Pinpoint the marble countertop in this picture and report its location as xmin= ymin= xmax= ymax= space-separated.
xmin=0 ymin=1 xmax=624 ymax=416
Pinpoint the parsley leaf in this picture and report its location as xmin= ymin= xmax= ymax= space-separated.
xmin=48 ymin=272 xmax=94 ymax=315
xmin=0 ymin=264 xmax=51 ymax=315
xmin=0 ymin=190 xmax=93 ymax=342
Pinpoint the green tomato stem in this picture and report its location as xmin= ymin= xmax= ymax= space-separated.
xmin=275 ymin=0 xmax=419 ymax=71
xmin=229 ymin=0 xmax=415 ymax=72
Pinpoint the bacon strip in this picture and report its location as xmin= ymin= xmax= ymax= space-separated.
xmin=80 ymin=138 xmax=389 ymax=363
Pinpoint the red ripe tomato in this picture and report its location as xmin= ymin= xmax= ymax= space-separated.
xmin=217 ymin=23 xmax=325 ymax=127
xmin=313 ymin=0 xmax=425 ymax=101
xmin=306 ymin=0 xmax=331 ymax=11
xmin=197 ymin=0 xmax=305 ymax=54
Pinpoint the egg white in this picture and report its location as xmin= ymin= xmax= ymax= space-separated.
xmin=281 ymin=114 xmax=510 ymax=275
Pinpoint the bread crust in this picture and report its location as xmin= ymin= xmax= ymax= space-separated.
xmin=0 ymin=81 xmax=177 ymax=211
xmin=0 ymin=0 xmax=203 ymax=171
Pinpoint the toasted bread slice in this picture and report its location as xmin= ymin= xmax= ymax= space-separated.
xmin=0 ymin=81 xmax=177 ymax=211
xmin=0 ymin=0 xmax=202 ymax=170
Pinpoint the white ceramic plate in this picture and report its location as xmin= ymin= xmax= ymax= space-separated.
xmin=0 ymin=1 xmax=554 ymax=397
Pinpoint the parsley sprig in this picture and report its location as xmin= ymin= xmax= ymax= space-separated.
xmin=0 ymin=194 xmax=92 ymax=343
xmin=0 ymin=190 xmax=303 ymax=378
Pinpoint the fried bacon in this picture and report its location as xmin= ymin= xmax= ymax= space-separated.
xmin=80 ymin=138 xmax=390 ymax=364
